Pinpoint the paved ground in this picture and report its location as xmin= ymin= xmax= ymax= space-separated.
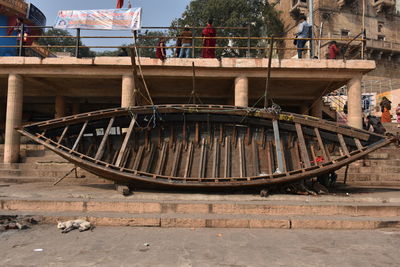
xmin=1 ymin=226 xmax=399 ymax=267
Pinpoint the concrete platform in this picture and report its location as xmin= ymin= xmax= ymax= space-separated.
xmin=1 ymin=182 xmax=400 ymax=230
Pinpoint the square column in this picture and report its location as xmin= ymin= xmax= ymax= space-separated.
xmin=234 ymin=76 xmax=248 ymax=107
xmin=4 ymin=74 xmax=23 ymax=163
xmin=55 ymin=96 xmax=66 ymax=119
xmin=347 ymin=75 xmax=363 ymax=129
xmin=121 ymin=75 xmax=136 ymax=108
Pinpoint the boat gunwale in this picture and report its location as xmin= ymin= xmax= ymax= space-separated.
xmin=18 ymin=105 xmax=382 ymax=142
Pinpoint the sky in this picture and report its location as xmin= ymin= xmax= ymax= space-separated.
xmin=28 ymin=0 xmax=191 ymax=51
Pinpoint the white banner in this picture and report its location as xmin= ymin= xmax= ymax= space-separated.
xmin=54 ymin=8 xmax=141 ymax=30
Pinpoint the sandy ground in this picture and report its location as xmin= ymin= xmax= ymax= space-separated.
xmin=1 ymin=226 xmax=400 ymax=267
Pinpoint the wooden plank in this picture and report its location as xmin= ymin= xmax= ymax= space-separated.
xmin=261 ymin=127 xmax=266 ymax=149
xmin=115 ymin=117 xmax=136 ymax=167
xmin=170 ymin=142 xmax=182 ymax=177
xmin=314 ymin=128 xmax=328 ymax=162
xmin=338 ymin=133 xmax=350 ymax=156
xmin=57 ymin=125 xmax=69 ymax=144
xmin=155 ymin=142 xmax=168 ymax=175
xmin=198 ymin=138 xmax=206 ymax=178
xmin=280 ymin=138 xmax=287 ymax=172
xmin=238 ymin=138 xmax=246 ymax=178
xmin=195 ymin=122 xmax=200 ymax=144
xmin=266 ymin=141 xmax=273 ymax=174
xmin=145 ymin=144 xmax=156 ymax=173
xmin=252 ymin=140 xmax=260 ymax=176
xmin=354 ymin=138 xmax=363 ymax=150
xmin=224 ymin=136 xmax=231 ymax=178
xmin=272 ymin=120 xmax=285 ymax=173
xmin=71 ymin=121 xmax=88 ymax=152
xmin=310 ymin=144 xmax=317 ymax=166
xmin=132 ymin=146 xmax=144 ymax=170
xmin=295 ymin=123 xmax=311 ymax=168
xmin=94 ymin=117 xmax=115 ymax=161
xmin=184 ymin=142 xmax=194 ymax=178
xmin=212 ymin=137 xmax=220 ymax=178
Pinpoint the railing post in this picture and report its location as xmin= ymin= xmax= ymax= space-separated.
xmin=75 ymin=28 xmax=81 ymax=58
xmin=247 ymin=24 xmax=251 ymax=58
xmin=191 ymin=27 xmax=195 ymax=58
xmin=18 ymin=24 xmax=25 ymax=57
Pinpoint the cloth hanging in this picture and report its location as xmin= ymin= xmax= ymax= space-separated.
xmin=116 ymin=0 xmax=124 ymax=8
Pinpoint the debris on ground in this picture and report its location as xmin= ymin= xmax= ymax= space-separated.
xmin=0 ymin=215 xmax=41 ymax=232
xmin=57 ymin=219 xmax=94 ymax=234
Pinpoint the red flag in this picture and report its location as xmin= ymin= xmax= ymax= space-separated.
xmin=116 ymin=0 xmax=124 ymax=8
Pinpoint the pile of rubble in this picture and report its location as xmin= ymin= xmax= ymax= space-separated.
xmin=0 ymin=215 xmax=41 ymax=232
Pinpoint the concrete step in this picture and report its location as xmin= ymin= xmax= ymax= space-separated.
xmin=0 ymin=176 xmax=107 ymax=184
xmin=2 ymin=198 xmax=399 ymax=217
xmin=337 ymin=173 xmax=400 ymax=182
xmin=337 ymin=165 xmax=400 ymax=174
xmin=1 ymin=211 xmax=399 ymax=230
xmin=0 ymin=168 xmax=97 ymax=178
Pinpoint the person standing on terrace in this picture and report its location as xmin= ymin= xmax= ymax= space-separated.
xmin=201 ymin=19 xmax=216 ymax=58
xmin=294 ymin=15 xmax=311 ymax=59
xmin=179 ymin=25 xmax=192 ymax=58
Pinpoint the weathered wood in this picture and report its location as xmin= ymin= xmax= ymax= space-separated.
xmin=280 ymin=138 xmax=287 ymax=173
xmin=115 ymin=117 xmax=136 ymax=167
xmin=71 ymin=121 xmax=88 ymax=152
xmin=95 ymin=117 xmax=115 ymax=161
xmin=314 ymin=128 xmax=328 ymax=162
xmin=195 ymin=122 xmax=200 ymax=145
xmin=310 ymin=144 xmax=317 ymax=166
xmin=170 ymin=142 xmax=182 ymax=177
xmin=155 ymin=142 xmax=168 ymax=175
xmin=132 ymin=146 xmax=144 ymax=170
xmin=252 ymin=140 xmax=260 ymax=176
xmin=238 ymin=138 xmax=246 ymax=178
xmin=272 ymin=120 xmax=285 ymax=173
xmin=212 ymin=137 xmax=220 ymax=178
xmin=198 ymin=138 xmax=206 ymax=178
xmin=295 ymin=123 xmax=311 ymax=168
xmin=224 ymin=136 xmax=231 ymax=178
xmin=57 ymin=125 xmax=69 ymax=144
xmin=338 ymin=134 xmax=350 ymax=156
xmin=266 ymin=141 xmax=273 ymax=174
xmin=354 ymin=138 xmax=363 ymax=150
xmin=184 ymin=142 xmax=194 ymax=178
xmin=145 ymin=144 xmax=157 ymax=172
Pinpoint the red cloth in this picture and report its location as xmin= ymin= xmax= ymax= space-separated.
xmin=116 ymin=0 xmax=124 ymax=8
xmin=201 ymin=24 xmax=216 ymax=58
xmin=328 ymin=44 xmax=339 ymax=59
xmin=156 ymin=41 xmax=166 ymax=60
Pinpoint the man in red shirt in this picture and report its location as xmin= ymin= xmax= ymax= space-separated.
xmin=201 ymin=19 xmax=217 ymax=58
xmin=328 ymin=41 xmax=340 ymax=59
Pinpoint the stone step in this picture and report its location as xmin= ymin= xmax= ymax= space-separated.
xmin=337 ymin=165 xmax=400 ymax=174
xmin=0 ymin=167 xmax=99 ymax=179
xmin=0 ymin=163 xmax=75 ymax=170
xmin=1 ymin=211 xmax=399 ymax=230
xmin=0 ymin=176 xmax=107 ymax=184
xmin=2 ymin=198 xmax=399 ymax=217
xmin=337 ymin=173 xmax=400 ymax=182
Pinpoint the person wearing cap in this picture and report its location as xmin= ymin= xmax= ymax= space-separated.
xmin=179 ymin=25 xmax=192 ymax=58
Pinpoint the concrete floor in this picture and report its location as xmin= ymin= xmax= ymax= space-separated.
xmin=1 ymin=226 xmax=399 ymax=267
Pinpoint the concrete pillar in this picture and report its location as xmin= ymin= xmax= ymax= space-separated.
xmin=347 ymin=75 xmax=363 ymax=129
xmin=234 ymin=76 xmax=248 ymax=107
xmin=55 ymin=96 xmax=66 ymax=119
xmin=121 ymin=75 xmax=136 ymax=108
xmin=4 ymin=74 xmax=23 ymax=163
xmin=72 ymin=102 xmax=80 ymax=115
xmin=310 ymin=98 xmax=323 ymax=118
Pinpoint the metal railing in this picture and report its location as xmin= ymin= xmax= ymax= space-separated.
xmin=0 ymin=25 xmax=366 ymax=59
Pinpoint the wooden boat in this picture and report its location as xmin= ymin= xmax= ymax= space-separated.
xmin=18 ymin=104 xmax=393 ymax=189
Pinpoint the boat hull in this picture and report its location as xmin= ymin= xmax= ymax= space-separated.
xmin=18 ymin=105 xmax=393 ymax=190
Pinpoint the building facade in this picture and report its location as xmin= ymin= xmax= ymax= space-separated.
xmin=270 ymin=0 xmax=400 ymax=92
